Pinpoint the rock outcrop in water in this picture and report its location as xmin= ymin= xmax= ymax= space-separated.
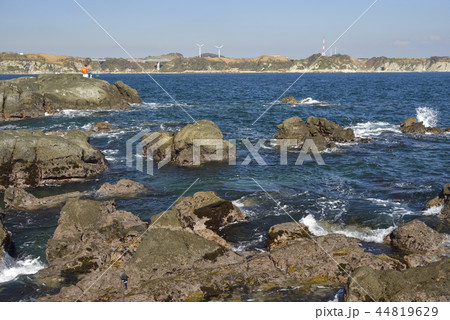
xmin=345 ymin=258 xmax=450 ymax=302
xmin=142 ymin=120 xmax=234 ymax=166
xmin=4 ymin=179 xmax=148 ymax=211
xmin=400 ymin=117 xmax=446 ymax=135
xmin=0 ymin=129 xmax=108 ymax=190
xmin=0 ymin=75 xmax=142 ymax=122
xmin=38 ymin=200 xmax=408 ymax=302
xmin=425 ymin=183 xmax=450 ymax=222
xmin=0 ymin=219 xmax=15 ymax=259
xmin=35 ymin=199 xmax=148 ymax=287
xmin=274 ymin=116 xmax=355 ymax=150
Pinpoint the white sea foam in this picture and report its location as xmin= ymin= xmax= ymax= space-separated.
xmin=299 ymin=214 xmax=395 ymax=243
xmin=45 ymin=109 xmax=96 ymax=118
xmin=348 ymin=121 xmax=401 ymax=138
xmin=0 ymin=253 xmax=45 ymax=283
xmin=366 ymin=198 xmax=414 ymax=216
xmin=416 ymin=106 xmax=438 ymax=128
xmin=422 ymin=205 xmax=444 ymax=216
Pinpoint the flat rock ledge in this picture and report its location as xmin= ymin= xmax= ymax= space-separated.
xmin=0 ymin=74 xmax=142 ymax=122
xmin=0 ymin=129 xmax=108 ymax=190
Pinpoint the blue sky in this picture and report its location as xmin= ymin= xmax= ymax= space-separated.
xmin=1 ymin=0 xmax=449 ymax=58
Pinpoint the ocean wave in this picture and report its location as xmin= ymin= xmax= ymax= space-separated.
xmin=140 ymin=102 xmax=177 ymax=110
xmin=348 ymin=121 xmax=401 ymax=138
xmin=0 ymin=253 xmax=45 ymax=284
xmin=299 ymin=214 xmax=395 ymax=243
xmin=45 ymin=109 xmax=97 ymax=118
xmin=416 ymin=106 xmax=438 ymax=128
xmin=422 ymin=205 xmax=444 ymax=216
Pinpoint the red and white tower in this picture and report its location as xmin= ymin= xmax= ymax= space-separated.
xmin=322 ymin=36 xmax=326 ymax=56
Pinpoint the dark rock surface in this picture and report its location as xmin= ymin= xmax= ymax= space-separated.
xmin=400 ymin=117 xmax=445 ymax=135
xmin=0 ymin=218 xmax=15 ymax=259
xmin=0 ymin=75 xmax=142 ymax=121
xmin=0 ymin=129 xmax=108 ymax=190
xmin=274 ymin=116 xmax=355 ymax=150
xmin=425 ymin=183 xmax=450 ymax=222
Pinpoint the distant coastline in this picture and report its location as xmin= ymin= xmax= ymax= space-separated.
xmin=1 ymin=52 xmax=449 ymax=74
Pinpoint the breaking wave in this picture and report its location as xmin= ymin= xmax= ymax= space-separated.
xmin=0 ymin=253 xmax=45 ymax=284
xmin=299 ymin=214 xmax=395 ymax=243
xmin=348 ymin=121 xmax=401 ymax=138
xmin=416 ymin=107 xmax=438 ymax=128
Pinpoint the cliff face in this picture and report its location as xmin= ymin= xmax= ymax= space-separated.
xmin=1 ymin=52 xmax=449 ymax=73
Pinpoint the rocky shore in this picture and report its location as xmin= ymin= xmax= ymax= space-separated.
xmin=0 ymin=74 xmax=142 ymax=121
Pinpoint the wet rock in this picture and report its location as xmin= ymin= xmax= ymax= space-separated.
xmin=281 ymin=96 xmax=300 ymax=103
xmin=266 ymin=222 xmax=311 ymax=250
xmin=0 ymin=219 xmax=15 ymax=259
xmin=0 ymin=75 xmax=142 ymax=121
xmin=0 ymin=129 xmax=108 ymax=190
xmin=4 ymin=187 xmax=86 ymax=211
xmin=425 ymin=183 xmax=450 ymax=222
xmin=142 ymin=120 xmax=234 ymax=167
xmin=87 ymin=121 xmax=113 ymax=134
xmin=35 ymin=199 xmax=147 ymax=287
xmin=345 ymin=258 xmax=450 ymax=302
xmin=95 ymin=179 xmax=148 ymax=199
xmin=274 ymin=116 xmax=354 ymax=150
xmin=400 ymin=117 xmax=444 ymax=135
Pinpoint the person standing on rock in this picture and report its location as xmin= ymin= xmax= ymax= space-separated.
xmin=120 ymin=270 xmax=129 ymax=290
xmin=81 ymin=64 xmax=89 ymax=78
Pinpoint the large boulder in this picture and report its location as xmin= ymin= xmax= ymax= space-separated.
xmin=273 ymin=116 xmax=354 ymax=151
xmin=266 ymin=221 xmax=312 ymax=250
xmin=281 ymin=96 xmax=300 ymax=103
xmin=142 ymin=120 xmax=234 ymax=167
xmin=4 ymin=187 xmax=86 ymax=211
xmin=0 ymin=129 xmax=108 ymax=190
xmin=386 ymin=220 xmax=448 ymax=268
xmin=345 ymin=258 xmax=450 ymax=302
xmin=0 ymin=75 xmax=142 ymax=121
xmin=36 ymin=199 xmax=147 ymax=286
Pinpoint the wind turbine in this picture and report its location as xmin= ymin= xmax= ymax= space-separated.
xmin=214 ymin=45 xmax=224 ymax=58
xmin=196 ymin=43 xmax=204 ymax=57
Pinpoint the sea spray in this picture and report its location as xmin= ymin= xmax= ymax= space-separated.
xmin=416 ymin=106 xmax=438 ymax=127
xmin=0 ymin=253 xmax=45 ymax=283
xmin=299 ymin=214 xmax=396 ymax=243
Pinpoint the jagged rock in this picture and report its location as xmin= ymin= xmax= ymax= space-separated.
xmin=281 ymin=96 xmax=300 ymax=103
xmin=266 ymin=222 xmax=311 ymax=250
xmin=386 ymin=220 xmax=448 ymax=268
xmin=0 ymin=129 xmax=108 ymax=190
xmin=4 ymin=187 xmax=86 ymax=211
xmin=273 ymin=116 xmax=354 ymax=150
xmin=151 ymin=191 xmax=247 ymax=248
xmin=95 ymin=179 xmax=148 ymax=199
xmin=35 ymin=199 xmax=147 ymax=287
xmin=142 ymin=120 xmax=234 ymax=167
xmin=0 ymin=75 xmax=142 ymax=121
xmin=0 ymin=219 xmax=15 ymax=259
xmin=345 ymin=258 xmax=450 ymax=302
xmin=400 ymin=117 xmax=444 ymax=135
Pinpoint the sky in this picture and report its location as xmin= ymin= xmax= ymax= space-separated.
xmin=1 ymin=0 xmax=449 ymax=59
